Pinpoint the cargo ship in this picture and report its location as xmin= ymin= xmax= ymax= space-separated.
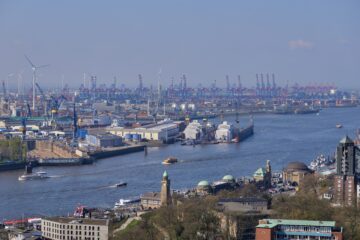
xmin=294 ymin=108 xmax=320 ymax=114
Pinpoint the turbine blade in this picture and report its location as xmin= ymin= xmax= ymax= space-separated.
xmin=24 ymin=55 xmax=35 ymax=67
xmin=36 ymin=64 xmax=50 ymax=69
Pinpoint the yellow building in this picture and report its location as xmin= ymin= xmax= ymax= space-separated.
xmin=283 ymin=161 xmax=313 ymax=187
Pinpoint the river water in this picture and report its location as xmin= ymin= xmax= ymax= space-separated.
xmin=0 ymin=107 xmax=359 ymax=219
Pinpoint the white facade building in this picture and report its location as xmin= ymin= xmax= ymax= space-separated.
xmin=41 ymin=217 xmax=109 ymax=240
xmin=108 ymin=119 xmax=179 ymax=142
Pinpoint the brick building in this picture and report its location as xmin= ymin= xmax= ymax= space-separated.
xmin=334 ymin=136 xmax=360 ymax=206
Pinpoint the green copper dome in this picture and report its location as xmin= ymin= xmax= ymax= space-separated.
xmin=197 ymin=180 xmax=210 ymax=187
xmin=222 ymin=175 xmax=235 ymax=181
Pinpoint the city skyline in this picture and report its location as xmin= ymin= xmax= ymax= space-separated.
xmin=0 ymin=0 xmax=359 ymax=89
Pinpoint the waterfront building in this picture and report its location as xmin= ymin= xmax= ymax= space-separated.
xmin=85 ymin=133 xmax=122 ymax=148
xmin=41 ymin=217 xmax=109 ymax=240
xmin=255 ymin=219 xmax=343 ymax=240
xmin=108 ymin=119 xmax=179 ymax=143
xmin=141 ymin=171 xmax=172 ymax=209
xmin=253 ymin=160 xmax=272 ymax=189
xmin=334 ymin=136 xmax=360 ymax=206
xmin=282 ymin=161 xmax=313 ymax=188
xmin=222 ymin=175 xmax=236 ymax=184
xmin=196 ymin=180 xmax=212 ymax=195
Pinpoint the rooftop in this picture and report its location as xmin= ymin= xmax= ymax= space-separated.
xmin=284 ymin=162 xmax=310 ymax=172
xmin=141 ymin=192 xmax=161 ymax=200
xmin=219 ymin=197 xmax=268 ymax=203
xmin=43 ymin=217 xmax=109 ymax=226
xmin=340 ymin=135 xmax=353 ymax=144
xmin=257 ymin=219 xmax=336 ymax=229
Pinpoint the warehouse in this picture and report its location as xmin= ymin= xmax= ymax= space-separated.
xmin=86 ymin=133 xmax=123 ymax=148
xmin=108 ymin=119 xmax=180 ymax=143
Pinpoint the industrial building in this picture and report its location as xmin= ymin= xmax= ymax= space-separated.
xmin=108 ymin=119 xmax=179 ymax=143
xmin=86 ymin=133 xmax=122 ymax=148
xmin=41 ymin=217 xmax=109 ymax=240
xmin=255 ymin=219 xmax=343 ymax=240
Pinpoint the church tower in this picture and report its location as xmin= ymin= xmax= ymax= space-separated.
xmin=160 ymin=171 xmax=171 ymax=206
xmin=265 ymin=160 xmax=272 ymax=189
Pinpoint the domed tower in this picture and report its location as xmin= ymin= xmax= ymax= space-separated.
xmin=160 ymin=171 xmax=171 ymax=206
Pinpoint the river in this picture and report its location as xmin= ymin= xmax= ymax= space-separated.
xmin=0 ymin=107 xmax=359 ymax=219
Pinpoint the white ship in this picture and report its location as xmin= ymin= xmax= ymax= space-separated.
xmin=308 ymin=154 xmax=335 ymax=171
xmin=18 ymin=171 xmax=49 ymax=181
xmin=114 ymin=198 xmax=140 ymax=208
xmin=215 ymin=121 xmax=234 ymax=142
xmin=18 ymin=164 xmax=49 ymax=181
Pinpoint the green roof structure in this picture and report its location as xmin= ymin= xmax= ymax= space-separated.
xmin=253 ymin=167 xmax=265 ymax=177
xmin=257 ymin=219 xmax=336 ymax=229
xmin=197 ymin=180 xmax=210 ymax=187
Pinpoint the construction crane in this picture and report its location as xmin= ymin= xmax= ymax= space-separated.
xmin=2 ymin=80 xmax=7 ymax=101
xmin=35 ymin=82 xmax=50 ymax=119
xmin=70 ymin=102 xmax=78 ymax=147
xmin=20 ymin=102 xmax=32 ymax=140
xmin=26 ymin=102 xmax=32 ymax=117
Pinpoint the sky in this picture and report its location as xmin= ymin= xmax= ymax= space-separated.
xmin=0 ymin=0 xmax=359 ymax=90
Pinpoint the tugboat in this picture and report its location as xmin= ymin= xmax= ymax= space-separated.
xmin=18 ymin=164 xmax=49 ymax=181
xmin=162 ymin=157 xmax=178 ymax=165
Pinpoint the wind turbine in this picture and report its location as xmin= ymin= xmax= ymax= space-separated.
xmin=24 ymin=55 xmax=49 ymax=111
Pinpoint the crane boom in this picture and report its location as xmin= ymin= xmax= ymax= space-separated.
xmin=2 ymin=81 xmax=6 ymax=100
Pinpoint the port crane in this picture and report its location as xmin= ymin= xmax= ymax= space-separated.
xmin=35 ymin=82 xmax=50 ymax=120
xmin=2 ymin=80 xmax=7 ymax=100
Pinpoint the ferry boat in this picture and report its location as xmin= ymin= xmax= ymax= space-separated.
xmin=18 ymin=171 xmax=49 ymax=181
xmin=162 ymin=157 xmax=178 ymax=165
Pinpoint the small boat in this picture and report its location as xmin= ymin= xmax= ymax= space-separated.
xmin=336 ymin=124 xmax=343 ymax=128
xmin=114 ymin=198 xmax=141 ymax=208
xmin=18 ymin=164 xmax=49 ymax=181
xmin=115 ymin=182 xmax=127 ymax=187
xmin=162 ymin=157 xmax=178 ymax=165
xmin=18 ymin=171 xmax=49 ymax=181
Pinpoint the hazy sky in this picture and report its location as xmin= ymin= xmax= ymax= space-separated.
xmin=1 ymin=0 xmax=359 ymax=89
